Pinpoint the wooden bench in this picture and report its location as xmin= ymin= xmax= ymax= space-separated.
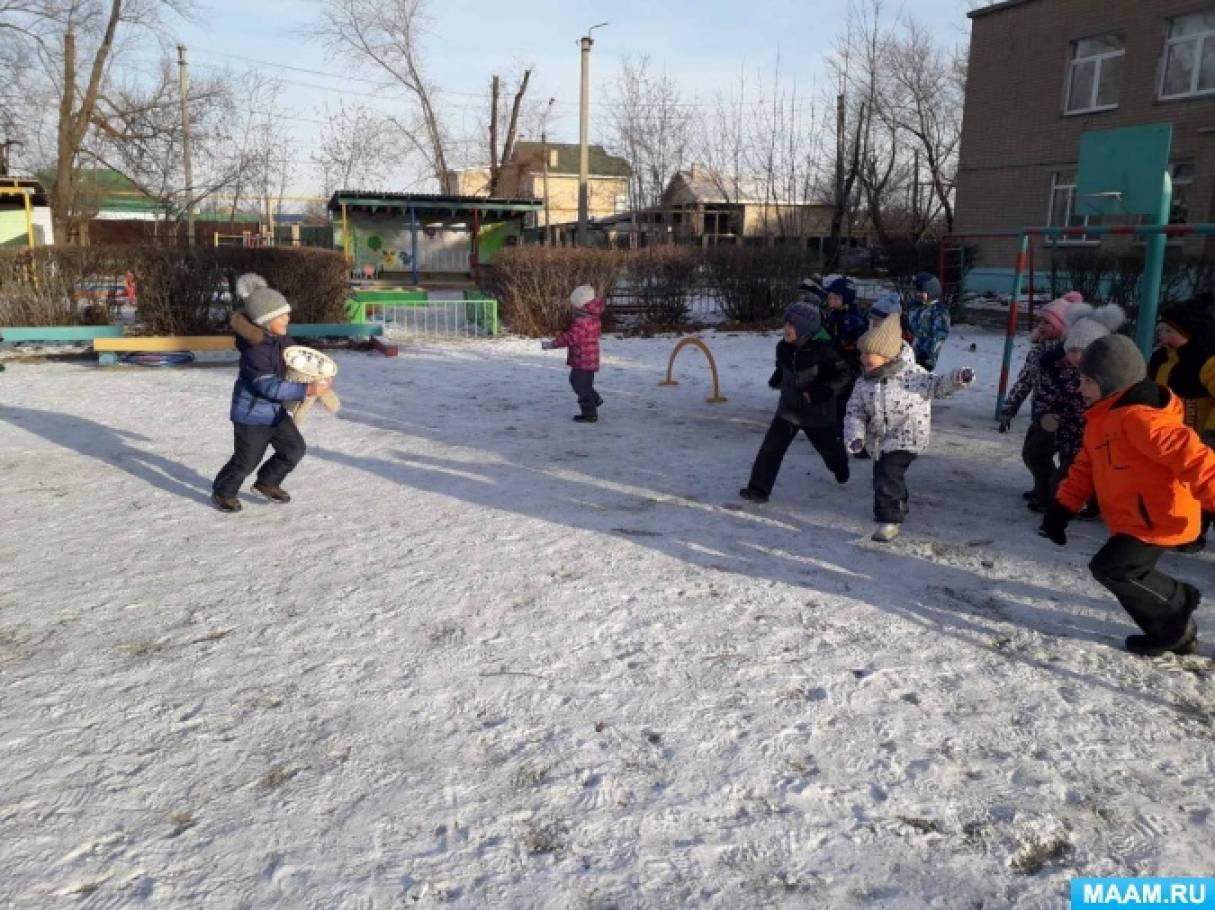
xmin=93 ymin=323 xmax=388 ymax=365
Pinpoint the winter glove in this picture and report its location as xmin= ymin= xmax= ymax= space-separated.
xmin=957 ymin=368 xmax=975 ymax=385
xmin=768 ymin=369 xmax=781 ymax=390
xmin=806 ymin=382 xmax=834 ymax=404
xmin=540 ymin=340 xmax=555 ymax=350
xmin=1038 ymin=501 xmax=1074 ymax=547
xmin=849 ymin=439 xmax=865 ymax=455
xmin=998 ymin=415 xmax=1012 ymax=433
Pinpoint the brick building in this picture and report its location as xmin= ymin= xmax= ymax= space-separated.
xmin=955 ymin=0 xmax=1215 ymax=291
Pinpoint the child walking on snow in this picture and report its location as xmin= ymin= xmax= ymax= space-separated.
xmin=739 ymin=302 xmax=852 ymax=503
xmin=844 ymin=314 xmax=975 ymax=542
xmin=1041 ymin=334 xmax=1215 ymax=656
xmin=211 ymin=276 xmax=332 ymax=513
xmin=906 ymin=272 xmax=951 ymax=372
xmin=542 ymin=285 xmax=605 ymax=423
xmin=1000 ymin=292 xmax=1086 ymax=507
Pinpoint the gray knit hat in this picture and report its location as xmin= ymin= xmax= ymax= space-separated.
xmin=1079 ymin=334 xmax=1147 ymax=399
xmin=244 ymin=287 xmax=291 ymax=327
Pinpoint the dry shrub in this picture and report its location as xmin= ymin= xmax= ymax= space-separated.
xmin=624 ymin=246 xmax=702 ymax=330
xmin=487 ymin=247 xmax=623 ymax=337
xmin=705 ymin=246 xmax=819 ymax=324
xmin=0 ymin=246 xmax=348 ymax=332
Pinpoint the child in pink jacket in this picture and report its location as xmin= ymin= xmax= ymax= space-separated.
xmin=543 ymin=285 xmax=606 ymax=423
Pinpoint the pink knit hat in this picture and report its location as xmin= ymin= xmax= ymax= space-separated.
xmin=1038 ymin=291 xmax=1085 ymax=335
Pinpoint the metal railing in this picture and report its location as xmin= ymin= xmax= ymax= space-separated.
xmin=361 ymin=298 xmax=499 ymax=339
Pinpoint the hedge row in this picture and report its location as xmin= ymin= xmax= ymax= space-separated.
xmin=0 ymin=246 xmax=348 ymax=334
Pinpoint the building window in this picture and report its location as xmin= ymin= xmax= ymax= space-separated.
xmin=1170 ymin=162 xmax=1195 ymax=224
xmin=1160 ymin=12 xmax=1215 ymax=99
xmin=1047 ymin=170 xmax=1092 ymax=242
xmin=1065 ymin=34 xmax=1124 ymax=113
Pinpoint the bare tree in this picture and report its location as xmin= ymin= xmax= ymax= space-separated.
xmin=315 ymin=0 xmax=449 ymax=186
xmin=486 ymin=68 xmax=530 ymax=195
xmin=885 ymin=19 xmax=965 ymax=233
xmin=608 ymin=56 xmax=694 ymax=210
xmin=0 ymin=0 xmax=195 ymax=242
xmin=313 ymin=102 xmax=398 ymax=198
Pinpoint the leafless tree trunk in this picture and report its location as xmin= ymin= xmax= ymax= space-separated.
xmin=486 ymin=68 xmax=530 ymax=196
xmin=316 ymin=0 xmax=449 ymax=187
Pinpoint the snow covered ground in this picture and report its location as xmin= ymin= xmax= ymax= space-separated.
xmin=1 ymin=326 xmax=1213 ymax=908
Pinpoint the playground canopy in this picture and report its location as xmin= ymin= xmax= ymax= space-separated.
xmin=327 ymin=191 xmax=543 ymax=282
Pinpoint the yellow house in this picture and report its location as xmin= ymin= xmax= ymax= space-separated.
xmin=446 ymin=142 xmax=632 ymax=229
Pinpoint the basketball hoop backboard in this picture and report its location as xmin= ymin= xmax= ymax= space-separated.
xmin=1075 ymin=124 xmax=1173 ymax=218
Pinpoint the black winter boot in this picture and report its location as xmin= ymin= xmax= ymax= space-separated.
xmin=1126 ymin=620 xmax=1198 ymax=657
xmin=739 ymin=486 xmax=769 ymax=503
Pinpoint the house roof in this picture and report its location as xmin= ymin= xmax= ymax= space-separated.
xmin=664 ymin=169 xmax=827 ymax=207
xmin=0 ymin=177 xmax=49 ymax=207
xmin=510 ymin=142 xmax=632 ymax=178
xmin=328 ymin=190 xmax=542 ymax=215
xmin=967 ymin=0 xmax=1036 ymax=19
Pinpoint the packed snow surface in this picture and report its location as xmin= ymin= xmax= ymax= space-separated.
xmin=1 ymin=327 xmax=1213 ymax=908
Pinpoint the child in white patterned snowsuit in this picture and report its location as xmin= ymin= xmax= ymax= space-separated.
xmin=844 ymin=313 xmax=975 ymax=542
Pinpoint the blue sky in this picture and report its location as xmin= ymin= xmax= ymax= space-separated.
xmin=169 ymin=0 xmax=977 ymax=195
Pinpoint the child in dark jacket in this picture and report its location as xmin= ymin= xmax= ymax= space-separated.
xmin=1042 ymin=334 xmax=1215 ymax=656
xmin=543 ymin=285 xmax=605 ymax=423
xmin=211 ymin=280 xmax=331 ymax=512
xmin=1000 ymin=292 xmax=1088 ymax=508
xmin=906 ymin=272 xmax=951 ymax=371
xmin=1150 ymin=297 xmax=1215 ymax=551
xmin=739 ymin=303 xmax=853 ymax=503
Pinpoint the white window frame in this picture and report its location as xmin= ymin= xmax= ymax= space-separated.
xmin=1159 ymin=13 xmax=1215 ymax=100
xmin=1065 ymin=35 xmax=1125 ymax=115
xmin=1045 ymin=171 xmax=1098 ymax=246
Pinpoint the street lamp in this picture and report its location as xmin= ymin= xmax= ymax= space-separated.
xmin=577 ymin=22 xmax=608 ymax=247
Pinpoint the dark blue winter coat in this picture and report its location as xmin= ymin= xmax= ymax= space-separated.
xmin=907 ymin=299 xmax=951 ymax=371
xmin=229 ymin=332 xmax=309 ymax=426
xmin=823 ymin=304 xmax=867 ymax=369
xmin=767 ymin=332 xmax=852 ymax=428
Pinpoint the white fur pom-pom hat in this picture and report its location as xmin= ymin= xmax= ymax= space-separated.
xmin=1064 ymin=303 xmax=1127 ymax=352
xmin=569 ymin=285 xmax=596 ymax=309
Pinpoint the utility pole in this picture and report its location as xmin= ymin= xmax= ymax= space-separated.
xmin=577 ymin=23 xmax=607 ymax=247
xmin=540 ymin=97 xmax=555 ymax=245
xmin=177 ymin=44 xmax=195 ymax=246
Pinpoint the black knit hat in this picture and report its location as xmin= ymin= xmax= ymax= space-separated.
xmin=1079 ymin=334 xmax=1147 ymax=399
xmin=1160 ymin=297 xmax=1215 ymax=341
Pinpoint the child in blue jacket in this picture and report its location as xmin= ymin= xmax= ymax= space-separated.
xmin=906 ymin=273 xmax=950 ymax=371
xmin=211 ymin=278 xmax=331 ymax=512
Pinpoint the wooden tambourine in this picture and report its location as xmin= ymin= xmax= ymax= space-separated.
xmin=283 ymin=345 xmax=340 ymax=424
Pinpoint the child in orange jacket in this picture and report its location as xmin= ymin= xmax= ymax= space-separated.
xmin=1041 ymin=334 xmax=1215 ymax=656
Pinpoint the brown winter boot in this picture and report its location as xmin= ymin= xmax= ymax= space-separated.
xmin=211 ymin=492 xmax=242 ymax=513
xmin=252 ymin=482 xmax=291 ymax=503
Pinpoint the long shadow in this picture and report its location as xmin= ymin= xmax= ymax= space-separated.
xmin=310 ymin=443 xmax=1205 ymax=718
xmin=0 ymin=405 xmax=213 ymax=504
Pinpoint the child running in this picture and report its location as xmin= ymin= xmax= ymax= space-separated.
xmin=1041 ymin=334 xmax=1215 ymax=656
xmin=844 ymin=315 xmax=975 ymax=542
xmin=906 ymin=272 xmax=951 ymax=371
xmin=740 ymin=302 xmax=852 ymax=503
xmin=211 ymin=277 xmax=332 ymax=512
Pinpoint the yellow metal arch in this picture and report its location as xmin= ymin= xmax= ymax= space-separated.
xmin=659 ymin=336 xmax=727 ymax=403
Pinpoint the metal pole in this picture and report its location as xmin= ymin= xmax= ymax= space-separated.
xmin=1137 ymin=172 xmax=1173 ymax=357
xmin=995 ymin=232 xmax=1031 ymax=420
xmin=22 ymin=188 xmax=35 ymax=248
xmin=577 ymin=34 xmax=593 ymax=246
xmin=542 ymin=129 xmax=551 ymax=244
xmin=410 ymin=206 xmax=419 ymax=287
xmin=177 ymin=45 xmax=195 ymax=246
